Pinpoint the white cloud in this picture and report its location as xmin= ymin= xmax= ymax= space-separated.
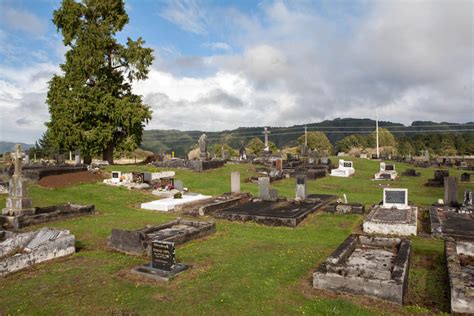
xmin=0 ymin=63 xmax=59 ymax=143
xmin=160 ymin=0 xmax=209 ymax=34
xmin=0 ymin=6 xmax=47 ymax=36
xmin=204 ymin=42 xmax=232 ymax=51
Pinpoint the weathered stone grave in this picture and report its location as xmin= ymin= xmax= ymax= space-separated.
xmin=323 ymin=202 xmax=365 ymax=214
xmin=295 ymin=174 xmax=307 ymax=200
xmin=109 ymin=219 xmax=216 ymax=256
xmin=330 ymin=160 xmax=355 ymax=177
xmin=429 ymin=189 xmax=474 ymax=240
xmin=374 ymin=162 xmax=398 ymax=180
xmin=445 ymin=240 xmax=474 ymax=314
xmin=0 ymin=145 xmax=95 ymax=230
xmin=363 ymin=188 xmax=417 ymax=236
xmin=258 ymin=177 xmax=271 ymax=200
xmin=426 ymin=170 xmax=449 ymax=187
xmin=231 ymin=172 xmax=240 ymax=194
xmin=131 ymin=240 xmax=189 ymax=282
xmin=443 ymin=176 xmax=458 ymax=207
xmin=213 ymin=177 xmax=336 ymax=227
xmin=313 ymin=234 xmax=411 ymax=305
xmin=401 ymin=168 xmax=420 ymax=177
xmin=0 ymin=227 xmax=75 ymax=277
xmin=461 ymin=172 xmax=471 ymax=182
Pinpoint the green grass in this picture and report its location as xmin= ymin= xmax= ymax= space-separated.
xmin=0 ymin=158 xmax=472 ymax=315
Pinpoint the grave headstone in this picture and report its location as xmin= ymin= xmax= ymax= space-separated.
xmin=2 ymin=144 xmax=34 ymax=216
xmin=174 ymin=180 xmax=184 ymax=191
xmin=239 ymin=146 xmax=247 ymax=160
xmin=74 ymin=150 xmax=81 ymax=166
xmin=269 ymin=189 xmax=278 ymax=200
xmin=258 ymin=177 xmax=270 ymax=200
xmin=24 ymin=154 xmax=30 ymax=165
xmin=151 ymin=240 xmax=176 ymax=271
xmin=198 ymin=134 xmax=208 ymax=160
xmin=320 ymin=157 xmax=329 ymax=165
xmin=463 ymin=190 xmax=473 ymax=207
xmin=231 ymin=172 xmax=240 ymax=194
xmin=383 ymin=188 xmax=408 ymax=209
xmin=295 ymin=174 xmax=307 ymax=200
xmin=461 ymin=173 xmax=470 ymax=182
xmin=444 ymin=176 xmax=458 ymax=206
xmin=111 ymin=171 xmax=121 ymax=184
xmin=55 ymin=154 xmax=65 ymax=165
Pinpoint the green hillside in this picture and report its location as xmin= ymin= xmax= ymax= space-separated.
xmin=141 ymin=118 xmax=474 ymax=156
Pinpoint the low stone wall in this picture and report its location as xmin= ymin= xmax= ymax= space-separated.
xmin=0 ymin=228 xmax=75 ymax=277
xmin=1 ymin=203 xmax=95 ymax=230
xmin=109 ymin=219 xmax=216 ymax=256
xmin=445 ymin=240 xmax=474 ymax=314
xmin=313 ymin=234 xmax=411 ymax=305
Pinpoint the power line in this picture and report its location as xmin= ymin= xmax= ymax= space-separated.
xmin=152 ymin=128 xmax=474 ymax=143
xmin=146 ymin=123 xmax=474 ymax=139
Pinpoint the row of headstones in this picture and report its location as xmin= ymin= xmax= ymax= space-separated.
xmin=230 ymin=172 xmax=307 ymax=200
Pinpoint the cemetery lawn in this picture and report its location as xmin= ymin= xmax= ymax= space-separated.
xmin=0 ymin=158 xmax=472 ymax=315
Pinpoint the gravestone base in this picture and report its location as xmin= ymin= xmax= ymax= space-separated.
xmin=363 ymin=206 xmax=418 ymax=236
xmin=313 ymin=234 xmax=411 ymax=305
xmin=131 ymin=263 xmax=189 ymax=282
xmin=323 ymin=202 xmax=365 ymax=214
xmin=445 ymin=240 xmax=474 ymax=314
xmin=1 ymin=203 xmax=95 ymax=230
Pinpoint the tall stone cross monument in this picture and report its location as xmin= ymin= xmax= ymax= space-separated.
xmin=263 ymin=127 xmax=271 ymax=153
xmin=2 ymin=144 xmax=34 ymax=216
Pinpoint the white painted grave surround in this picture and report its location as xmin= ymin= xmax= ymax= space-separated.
xmin=140 ymin=193 xmax=211 ymax=212
xmin=330 ymin=160 xmax=355 ymax=177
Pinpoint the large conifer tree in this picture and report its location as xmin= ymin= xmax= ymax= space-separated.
xmin=46 ymin=0 xmax=153 ymax=164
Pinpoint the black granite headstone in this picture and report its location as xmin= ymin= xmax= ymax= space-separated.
xmin=151 ymin=240 xmax=176 ymax=271
xmin=385 ymin=164 xmax=394 ymax=171
xmin=385 ymin=190 xmax=406 ymax=205
xmin=461 ymin=173 xmax=470 ymax=182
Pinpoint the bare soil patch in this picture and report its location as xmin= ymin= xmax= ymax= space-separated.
xmin=37 ymin=171 xmax=105 ymax=188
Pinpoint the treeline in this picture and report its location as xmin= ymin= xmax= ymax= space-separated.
xmin=335 ymin=129 xmax=474 ymax=156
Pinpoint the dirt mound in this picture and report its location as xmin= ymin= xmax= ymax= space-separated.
xmin=37 ymin=171 xmax=105 ymax=188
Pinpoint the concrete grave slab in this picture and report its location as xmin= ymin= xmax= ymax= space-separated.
xmin=363 ymin=188 xmax=417 ymax=236
xmin=213 ymin=194 xmax=336 ymax=227
xmin=140 ymin=193 xmax=212 ymax=212
xmin=313 ymin=234 xmax=411 ymax=305
xmin=445 ymin=240 xmax=474 ymax=314
xmin=0 ymin=227 xmax=75 ymax=277
xmin=109 ymin=219 xmax=216 ymax=256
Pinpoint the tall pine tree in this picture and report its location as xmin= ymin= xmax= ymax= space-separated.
xmin=46 ymin=0 xmax=153 ymax=164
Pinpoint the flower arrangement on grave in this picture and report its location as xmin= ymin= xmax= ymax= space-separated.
xmin=174 ymin=192 xmax=182 ymax=199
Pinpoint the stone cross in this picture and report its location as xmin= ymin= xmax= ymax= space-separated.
xmin=11 ymin=144 xmax=24 ymax=177
xmin=263 ymin=127 xmax=270 ymax=152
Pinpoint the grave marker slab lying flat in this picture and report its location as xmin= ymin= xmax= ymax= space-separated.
xmin=313 ymin=234 xmax=411 ymax=305
xmin=213 ymin=194 xmax=336 ymax=227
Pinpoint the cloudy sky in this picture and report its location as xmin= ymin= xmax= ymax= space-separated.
xmin=0 ymin=0 xmax=472 ymax=143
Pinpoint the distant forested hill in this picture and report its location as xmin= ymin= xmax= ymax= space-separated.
xmin=0 ymin=142 xmax=34 ymax=154
xmin=141 ymin=118 xmax=474 ymax=156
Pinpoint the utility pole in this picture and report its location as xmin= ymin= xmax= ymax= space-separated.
xmin=376 ymin=111 xmax=380 ymax=159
